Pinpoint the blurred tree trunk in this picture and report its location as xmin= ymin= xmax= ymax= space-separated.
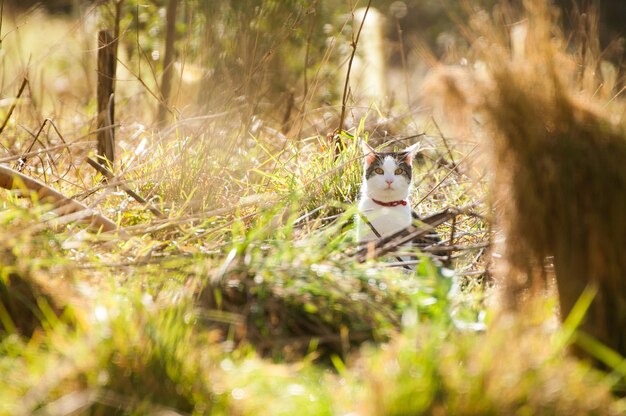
xmin=157 ymin=0 xmax=178 ymax=124
xmin=96 ymin=1 xmax=123 ymax=168
xmin=96 ymin=30 xmax=116 ymax=166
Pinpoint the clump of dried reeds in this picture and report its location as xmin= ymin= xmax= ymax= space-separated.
xmin=426 ymin=0 xmax=626 ymax=358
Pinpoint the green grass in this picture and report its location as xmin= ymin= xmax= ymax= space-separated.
xmin=0 ymin=163 xmax=622 ymax=414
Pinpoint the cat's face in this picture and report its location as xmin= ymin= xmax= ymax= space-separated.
xmin=361 ymin=141 xmax=419 ymax=201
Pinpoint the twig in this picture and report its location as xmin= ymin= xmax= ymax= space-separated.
xmin=0 ymin=76 xmax=28 ymax=135
xmin=19 ymin=119 xmax=55 ymax=168
xmin=292 ymin=205 xmax=327 ymax=226
xmin=120 ymin=38 xmax=171 ymax=108
xmin=85 ymin=157 xmax=166 ymax=219
xmin=432 ymin=118 xmax=456 ymax=167
xmin=448 ymin=214 xmax=457 ymax=264
xmin=0 ymin=142 xmax=96 ymax=164
xmin=354 ymin=207 xmax=459 ymax=262
xmin=457 ymin=269 xmax=488 ymax=277
xmin=387 ymin=133 xmax=426 ymax=146
xmin=336 ymin=0 xmax=372 ymax=154
xmin=18 ymin=118 xmax=76 ymax=183
xmin=303 ymin=1 xmax=318 ymax=100
xmin=416 ymin=145 xmax=477 ymax=206
xmin=281 ymin=89 xmax=295 ymax=134
xmin=357 ymin=212 xmax=411 ymax=269
xmin=421 ymin=241 xmax=491 ymax=254
xmin=394 ymin=13 xmax=410 ymax=104
xmin=419 ymin=205 xmax=470 ymax=226
xmin=295 ymin=18 xmax=343 ymax=138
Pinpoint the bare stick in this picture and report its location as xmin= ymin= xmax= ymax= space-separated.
xmin=303 ymin=7 xmax=314 ymax=99
xmin=353 ymin=206 xmax=473 ymax=262
xmin=0 ymin=142 xmax=95 ymax=164
xmin=416 ymin=145 xmax=478 ymax=206
xmin=18 ymin=118 xmax=74 ymax=177
xmin=357 ymin=212 xmax=410 ymax=268
xmin=432 ymin=118 xmax=456 ymax=167
xmin=0 ymin=76 xmax=28 ymax=135
xmin=422 ymin=242 xmax=491 ymax=254
xmin=447 ymin=214 xmax=457 ymax=264
xmin=281 ymin=89 xmax=295 ymax=134
xmin=336 ymin=0 xmax=372 ymax=154
xmin=86 ymin=156 xmax=166 ymax=219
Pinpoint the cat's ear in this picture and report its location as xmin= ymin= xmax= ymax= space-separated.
xmin=402 ymin=142 xmax=421 ymax=165
xmin=361 ymin=140 xmax=377 ymax=166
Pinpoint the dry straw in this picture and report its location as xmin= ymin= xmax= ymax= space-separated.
xmin=425 ymin=0 xmax=626 ymax=359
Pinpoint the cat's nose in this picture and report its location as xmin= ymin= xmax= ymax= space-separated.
xmin=385 ymin=179 xmax=394 ymax=186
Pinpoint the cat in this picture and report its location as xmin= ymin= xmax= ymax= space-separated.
xmin=356 ymin=140 xmax=420 ymax=243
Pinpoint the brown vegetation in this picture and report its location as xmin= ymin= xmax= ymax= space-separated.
xmin=426 ymin=0 xmax=626 ymax=359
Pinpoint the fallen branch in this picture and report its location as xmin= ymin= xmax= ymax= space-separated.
xmin=354 ymin=206 xmax=478 ymax=262
xmin=0 ymin=164 xmax=125 ymax=236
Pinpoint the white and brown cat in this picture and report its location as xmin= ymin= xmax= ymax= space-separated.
xmin=356 ymin=140 xmax=420 ymax=243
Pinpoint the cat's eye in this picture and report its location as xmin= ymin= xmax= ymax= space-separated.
xmin=394 ymin=168 xmax=404 ymax=175
xmin=374 ymin=167 xmax=384 ymax=174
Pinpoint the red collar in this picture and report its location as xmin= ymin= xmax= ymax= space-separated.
xmin=372 ymin=199 xmax=408 ymax=207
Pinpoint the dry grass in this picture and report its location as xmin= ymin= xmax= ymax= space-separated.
xmin=425 ymin=0 xmax=626 ymax=362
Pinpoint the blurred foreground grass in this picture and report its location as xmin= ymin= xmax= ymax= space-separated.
xmin=0 ymin=201 xmax=622 ymax=415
